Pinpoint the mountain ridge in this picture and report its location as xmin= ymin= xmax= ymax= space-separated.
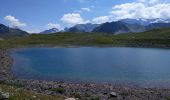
xmin=40 ymin=28 xmax=59 ymax=34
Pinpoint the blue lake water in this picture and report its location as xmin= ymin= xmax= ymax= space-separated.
xmin=11 ymin=47 xmax=170 ymax=87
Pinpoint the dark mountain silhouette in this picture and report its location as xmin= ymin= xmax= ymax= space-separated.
xmin=0 ymin=24 xmax=28 ymax=37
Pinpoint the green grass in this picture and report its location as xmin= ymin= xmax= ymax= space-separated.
xmin=0 ymin=84 xmax=64 ymax=100
xmin=1 ymin=28 xmax=170 ymax=49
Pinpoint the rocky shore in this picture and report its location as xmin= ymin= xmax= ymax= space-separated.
xmin=0 ymin=49 xmax=170 ymax=100
xmin=0 ymin=49 xmax=13 ymax=79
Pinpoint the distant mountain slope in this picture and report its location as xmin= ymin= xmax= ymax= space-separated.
xmin=126 ymin=24 xmax=146 ymax=33
xmin=146 ymin=23 xmax=170 ymax=30
xmin=40 ymin=28 xmax=59 ymax=34
xmin=68 ymin=23 xmax=99 ymax=33
xmin=92 ymin=21 xmax=131 ymax=34
xmin=0 ymin=24 xmax=28 ymax=37
xmin=120 ymin=19 xmax=150 ymax=26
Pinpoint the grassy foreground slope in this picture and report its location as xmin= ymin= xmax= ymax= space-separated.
xmin=1 ymin=28 xmax=170 ymax=49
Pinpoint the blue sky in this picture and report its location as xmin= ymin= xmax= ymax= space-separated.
xmin=0 ymin=0 xmax=170 ymax=33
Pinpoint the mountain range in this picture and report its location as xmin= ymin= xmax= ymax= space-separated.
xmin=64 ymin=18 xmax=170 ymax=34
xmin=1 ymin=18 xmax=170 ymax=36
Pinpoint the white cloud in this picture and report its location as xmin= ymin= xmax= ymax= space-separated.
xmin=47 ymin=23 xmax=62 ymax=30
xmin=81 ymin=8 xmax=91 ymax=12
xmin=4 ymin=15 xmax=26 ymax=27
xmin=61 ymin=13 xmax=89 ymax=25
xmin=92 ymin=16 xmax=110 ymax=24
xmin=110 ymin=0 xmax=170 ymax=20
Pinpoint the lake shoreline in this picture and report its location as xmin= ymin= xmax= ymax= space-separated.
xmin=7 ymin=43 xmax=170 ymax=50
xmin=1 ymin=48 xmax=170 ymax=99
